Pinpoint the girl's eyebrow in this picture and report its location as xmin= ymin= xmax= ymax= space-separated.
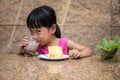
xmin=36 ymin=29 xmax=41 ymax=31
xmin=36 ymin=28 xmax=41 ymax=30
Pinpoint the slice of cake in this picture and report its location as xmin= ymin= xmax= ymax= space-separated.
xmin=48 ymin=46 xmax=63 ymax=58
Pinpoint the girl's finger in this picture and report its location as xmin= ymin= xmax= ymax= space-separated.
xmin=20 ymin=41 xmax=28 ymax=47
xmin=69 ymin=50 xmax=73 ymax=57
xmin=71 ymin=52 xmax=75 ymax=58
xmin=73 ymin=53 xmax=78 ymax=58
xmin=23 ymin=36 xmax=28 ymax=39
xmin=22 ymin=38 xmax=28 ymax=42
xmin=21 ymin=42 xmax=28 ymax=46
xmin=21 ymin=37 xmax=28 ymax=41
xmin=75 ymin=52 xmax=81 ymax=58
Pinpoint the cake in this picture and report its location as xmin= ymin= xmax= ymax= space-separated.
xmin=48 ymin=46 xmax=63 ymax=58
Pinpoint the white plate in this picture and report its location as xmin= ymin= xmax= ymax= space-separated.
xmin=38 ymin=54 xmax=69 ymax=61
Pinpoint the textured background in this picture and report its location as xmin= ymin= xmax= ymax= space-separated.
xmin=0 ymin=0 xmax=120 ymax=54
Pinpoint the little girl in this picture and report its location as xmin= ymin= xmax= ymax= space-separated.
xmin=19 ymin=5 xmax=92 ymax=58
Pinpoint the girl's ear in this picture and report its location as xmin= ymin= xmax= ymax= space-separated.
xmin=50 ymin=24 xmax=56 ymax=34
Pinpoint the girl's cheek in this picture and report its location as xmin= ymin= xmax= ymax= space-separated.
xmin=37 ymin=35 xmax=43 ymax=41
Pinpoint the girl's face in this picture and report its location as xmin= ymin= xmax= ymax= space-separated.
xmin=30 ymin=27 xmax=54 ymax=46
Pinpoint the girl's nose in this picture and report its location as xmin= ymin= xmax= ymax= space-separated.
xmin=32 ymin=35 xmax=37 ymax=40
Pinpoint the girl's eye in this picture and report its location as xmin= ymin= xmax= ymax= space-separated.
xmin=36 ymin=30 xmax=41 ymax=32
xmin=36 ymin=30 xmax=41 ymax=34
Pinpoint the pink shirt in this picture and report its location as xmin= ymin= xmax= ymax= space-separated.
xmin=37 ymin=38 xmax=68 ymax=54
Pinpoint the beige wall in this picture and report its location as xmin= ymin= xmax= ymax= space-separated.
xmin=0 ymin=0 xmax=120 ymax=54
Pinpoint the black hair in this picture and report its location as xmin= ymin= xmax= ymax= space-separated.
xmin=27 ymin=5 xmax=61 ymax=38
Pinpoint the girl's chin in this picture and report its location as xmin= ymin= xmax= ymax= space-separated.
xmin=39 ymin=43 xmax=44 ymax=46
xmin=39 ymin=43 xmax=48 ymax=47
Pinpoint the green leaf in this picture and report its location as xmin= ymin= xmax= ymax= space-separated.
xmin=113 ymin=37 xmax=119 ymax=43
xmin=118 ymin=44 xmax=120 ymax=49
xmin=96 ymin=45 xmax=109 ymax=52
xmin=101 ymin=38 xmax=109 ymax=49
xmin=109 ymin=40 xmax=117 ymax=51
xmin=96 ymin=37 xmax=120 ymax=53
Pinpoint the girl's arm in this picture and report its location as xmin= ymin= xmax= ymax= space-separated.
xmin=68 ymin=40 xmax=92 ymax=59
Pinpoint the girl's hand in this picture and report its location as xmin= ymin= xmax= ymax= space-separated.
xmin=69 ymin=49 xmax=81 ymax=59
xmin=19 ymin=37 xmax=29 ymax=49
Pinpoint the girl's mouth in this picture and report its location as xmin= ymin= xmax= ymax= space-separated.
xmin=36 ymin=41 xmax=40 ymax=43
